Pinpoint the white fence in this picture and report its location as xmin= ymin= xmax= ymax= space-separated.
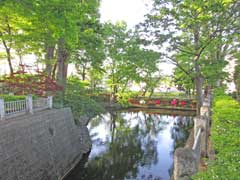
xmin=4 ymin=100 xmax=27 ymax=115
xmin=0 ymin=95 xmax=53 ymax=120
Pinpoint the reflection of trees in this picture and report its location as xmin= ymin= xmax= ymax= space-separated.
xmin=74 ymin=123 xmax=144 ymax=179
xmin=64 ymin=151 xmax=90 ymax=180
xmin=73 ymin=111 xmax=163 ymax=180
xmin=66 ymin=112 xmax=193 ymax=180
xmin=171 ymin=116 xmax=193 ymax=149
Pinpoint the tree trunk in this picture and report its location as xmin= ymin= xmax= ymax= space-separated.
xmin=195 ymin=65 xmax=203 ymax=113
xmin=110 ymin=84 xmax=118 ymax=103
xmin=6 ymin=48 xmax=13 ymax=74
xmin=2 ymin=39 xmax=13 ymax=74
xmin=148 ymin=88 xmax=154 ymax=98
xmin=52 ymin=62 xmax=57 ymax=80
xmin=193 ymin=29 xmax=203 ymax=114
xmin=1 ymin=17 xmax=14 ymax=74
xmin=56 ymin=38 xmax=69 ymax=89
xmin=141 ymin=87 xmax=148 ymax=97
xmin=82 ymin=66 xmax=86 ymax=81
xmin=237 ymin=90 xmax=240 ymax=102
xmin=45 ymin=45 xmax=55 ymax=76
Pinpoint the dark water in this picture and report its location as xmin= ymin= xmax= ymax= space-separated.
xmin=65 ymin=111 xmax=193 ymax=180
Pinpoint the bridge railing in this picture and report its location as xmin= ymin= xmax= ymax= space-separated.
xmin=0 ymin=95 xmax=53 ymax=120
xmin=136 ymin=95 xmax=196 ymax=100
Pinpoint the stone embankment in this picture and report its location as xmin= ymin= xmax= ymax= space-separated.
xmin=0 ymin=108 xmax=91 ymax=180
xmin=173 ymin=94 xmax=212 ymax=180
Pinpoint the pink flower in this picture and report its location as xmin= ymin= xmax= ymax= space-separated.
xmin=155 ymin=99 xmax=161 ymax=105
xmin=180 ymin=101 xmax=187 ymax=106
xmin=171 ymin=99 xmax=177 ymax=106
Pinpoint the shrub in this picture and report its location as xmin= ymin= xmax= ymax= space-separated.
xmin=116 ymin=91 xmax=139 ymax=107
xmin=55 ymin=76 xmax=105 ymax=120
xmin=0 ymin=94 xmax=26 ymax=102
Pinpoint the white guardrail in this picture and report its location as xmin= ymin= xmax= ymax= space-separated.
xmin=0 ymin=95 xmax=53 ymax=120
xmin=4 ymin=100 xmax=27 ymax=116
xmin=192 ymin=128 xmax=202 ymax=155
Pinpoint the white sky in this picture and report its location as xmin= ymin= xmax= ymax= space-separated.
xmin=100 ymin=0 xmax=152 ymax=28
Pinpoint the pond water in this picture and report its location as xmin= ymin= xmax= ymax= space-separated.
xmin=65 ymin=110 xmax=194 ymax=180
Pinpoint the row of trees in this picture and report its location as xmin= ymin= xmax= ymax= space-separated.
xmin=0 ymin=0 xmax=239 ymax=109
xmin=0 ymin=0 xmax=163 ymax=101
xmin=138 ymin=0 xmax=240 ymax=110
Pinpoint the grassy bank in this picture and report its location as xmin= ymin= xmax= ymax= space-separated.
xmin=194 ymin=90 xmax=240 ymax=179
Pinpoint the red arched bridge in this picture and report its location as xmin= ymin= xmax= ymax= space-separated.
xmin=128 ymin=96 xmax=196 ymax=111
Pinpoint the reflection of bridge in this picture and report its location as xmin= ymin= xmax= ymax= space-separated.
xmin=128 ymin=96 xmax=197 ymax=111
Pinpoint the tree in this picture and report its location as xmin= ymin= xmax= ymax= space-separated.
xmin=102 ymin=22 xmax=161 ymax=102
xmin=103 ymin=22 xmax=132 ymax=101
xmin=0 ymin=1 xmax=31 ymax=74
xmin=3 ymin=0 xmax=101 ymax=88
xmin=71 ymin=20 xmax=104 ymax=81
xmin=139 ymin=0 xmax=240 ymax=113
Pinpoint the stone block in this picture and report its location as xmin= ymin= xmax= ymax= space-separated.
xmin=174 ymin=147 xmax=198 ymax=180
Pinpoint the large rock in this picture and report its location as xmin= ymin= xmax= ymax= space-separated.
xmin=174 ymin=147 xmax=198 ymax=180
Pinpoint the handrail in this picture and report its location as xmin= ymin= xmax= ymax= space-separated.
xmin=4 ymin=100 xmax=27 ymax=115
xmin=33 ymin=98 xmax=48 ymax=110
xmin=192 ymin=128 xmax=201 ymax=151
xmin=0 ymin=96 xmax=53 ymax=120
xmin=136 ymin=95 xmax=196 ymax=100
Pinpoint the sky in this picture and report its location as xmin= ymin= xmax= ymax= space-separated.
xmin=100 ymin=0 xmax=152 ymax=28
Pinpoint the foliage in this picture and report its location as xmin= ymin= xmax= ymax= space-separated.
xmin=0 ymin=66 xmax=62 ymax=96
xmin=116 ymin=91 xmax=139 ymax=107
xmin=102 ymin=22 xmax=160 ymax=99
xmin=0 ymin=94 xmax=25 ymax=102
xmin=193 ymin=90 xmax=240 ymax=180
xmin=63 ymin=76 xmax=105 ymax=119
xmin=0 ymin=1 xmax=33 ymax=73
xmin=71 ymin=18 xmax=105 ymax=81
xmin=139 ymin=0 xmax=240 ymax=109
xmin=0 ymin=0 xmax=102 ymax=91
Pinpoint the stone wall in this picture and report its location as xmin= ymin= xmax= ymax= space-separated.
xmin=173 ymin=94 xmax=212 ymax=180
xmin=0 ymin=108 xmax=91 ymax=180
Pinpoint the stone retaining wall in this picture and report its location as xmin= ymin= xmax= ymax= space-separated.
xmin=0 ymin=108 xmax=91 ymax=180
xmin=173 ymin=94 xmax=212 ymax=180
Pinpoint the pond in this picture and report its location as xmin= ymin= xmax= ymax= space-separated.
xmin=65 ymin=110 xmax=194 ymax=180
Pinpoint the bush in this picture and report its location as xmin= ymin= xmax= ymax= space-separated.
xmin=54 ymin=76 xmax=105 ymax=120
xmin=64 ymin=95 xmax=105 ymax=119
xmin=116 ymin=91 xmax=139 ymax=107
xmin=0 ymin=94 xmax=26 ymax=102
xmin=193 ymin=90 xmax=240 ymax=180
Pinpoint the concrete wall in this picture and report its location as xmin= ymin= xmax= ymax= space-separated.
xmin=0 ymin=108 xmax=91 ymax=180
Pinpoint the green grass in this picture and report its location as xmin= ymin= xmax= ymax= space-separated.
xmin=193 ymin=90 xmax=240 ymax=180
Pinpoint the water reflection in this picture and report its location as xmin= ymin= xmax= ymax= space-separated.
xmin=65 ymin=111 xmax=193 ymax=180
